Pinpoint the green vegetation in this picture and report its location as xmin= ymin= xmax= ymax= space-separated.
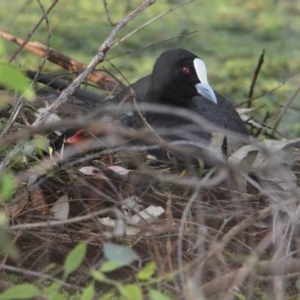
xmin=0 ymin=243 xmax=171 ymax=300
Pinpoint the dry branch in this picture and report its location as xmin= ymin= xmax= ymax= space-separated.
xmin=272 ymin=81 xmax=300 ymax=135
xmin=247 ymin=49 xmax=265 ymax=108
xmin=8 ymin=0 xmax=59 ymax=62
xmin=201 ymin=256 xmax=300 ymax=298
xmin=0 ymin=31 xmax=124 ymax=93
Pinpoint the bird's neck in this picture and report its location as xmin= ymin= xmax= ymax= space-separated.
xmin=149 ymin=82 xmax=189 ymax=107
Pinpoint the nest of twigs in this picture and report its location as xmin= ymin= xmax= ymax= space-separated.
xmin=1 ymin=82 xmax=299 ymax=299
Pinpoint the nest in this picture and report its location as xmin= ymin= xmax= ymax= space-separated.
xmin=0 ymin=85 xmax=299 ymax=299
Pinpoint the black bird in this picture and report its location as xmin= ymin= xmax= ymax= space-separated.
xmin=56 ymin=49 xmax=248 ymax=160
xmin=114 ymin=49 xmax=247 ymax=135
xmin=108 ymin=49 xmax=248 ymax=158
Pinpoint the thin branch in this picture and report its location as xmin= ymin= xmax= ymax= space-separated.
xmin=271 ymin=81 xmax=300 ymax=135
xmin=0 ymin=97 xmax=23 ymax=138
xmin=102 ymin=0 xmax=116 ymax=26
xmin=8 ymin=0 xmax=59 ymax=62
xmin=0 ymin=31 xmax=124 ymax=92
xmin=9 ymin=207 xmax=113 ymax=230
xmin=237 ymin=73 xmax=300 ymax=108
xmin=111 ymin=0 xmax=195 ymax=51
xmin=1 ymin=265 xmax=75 ymax=289
xmin=26 ymin=70 xmax=104 ymax=102
xmin=177 ymin=184 xmax=202 ymax=296
xmin=1 ymin=0 xmax=52 ymax=139
xmin=219 ymin=207 xmax=271 ymax=249
xmin=202 ymin=230 xmax=273 ymax=298
xmin=201 ymin=255 xmax=300 ymax=298
xmin=247 ymin=49 xmax=265 ymax=108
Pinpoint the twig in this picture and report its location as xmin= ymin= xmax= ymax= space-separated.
xmin=201 ymin=252 xmax=300 ymax=298
xmin=32 ymin=0 xmax=156 ymax=127
xmin=0 ymin=98 xmax=24 ymax=138
xmin=26 ymin=70 xmax=103 ymax=102
xmin=102 ymin=0 xmax=116 ymax=26
xmin=108 ymin=30 xmax=197 ymax=62
xmin=271 ymin=81 xmax=300 ymax=135
xmin=0 ymin=31 xmax=124 ymax=93
xmin=8 ymin=207 xmax=113 ymax=230
xmin=204 ymin=207 xmax=272 ymax=264
xmin=177 ymin=184 xmax=202 ymax=297
xmin=237 ymin=74 xmax=300 ymax=108
xmin=247 ymin=49 xmax=265 ymax=108
xmin=1 ymin=0 xmax=52 ymax=139
xmin=139 ymin=30 xmax=197 ymax=52
xmin=201 ymin=230 xmax=273 ymax=298
xmin=1 ymin=264 xmax=75 ymax=289
xmin=111 ymin=0 xmax=195 ymax=51
xmin=8 ymin=0 xmax=59 ymax=62
xmin=32 ymin=0 xmax=52 ymax=80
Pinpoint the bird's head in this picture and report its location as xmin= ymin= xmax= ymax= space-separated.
xmin=151 ymin=48 xmax=217 ymax=105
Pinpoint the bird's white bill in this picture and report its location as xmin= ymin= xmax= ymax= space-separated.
xmin=195 ymin=82 xmax=217 ymax=104
xmin=194 ymin=58 xmax=217 ymax=104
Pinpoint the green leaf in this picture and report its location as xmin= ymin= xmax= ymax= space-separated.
xmin=100 ymin=290 xmax=118 ymax=300
xmin=234 ymin=292 xmax=247 ymax=300
xmin=91 ymin=270 xmax=107 ymax=282
xmin=50 ymin=294 xmax=65 ymax=300
xmin=33 ymin=135 xmax=50 ymax=154
xmin=149 ymin=289 xmax=172 ymax=300
xmin=42 ymin=281 xmax=62 ymax=297
xmin=80 ymin=283 xmax=95 ymax=300
xmin=0 ymin=226 xmax=18 ymax=258
xmin=196 ymin=158 xmax=205 ymax=177
xmin=137 ymin=261 xmax=156 ymax=280
xmin=100 ymin=260 xmax=127 ymax=273
xmin=103 ymin=243 xmax=139 ymax=265
xmin=119 ymin=284 xmax=142 ymax=300
xmin=0 ymin=172 xmax=16 ymax=202
xmin=0 ymin=64 xmax=35 ymax=101
xmin=0 ymin=284 xmax=40 ymax=300
xmin=63 ymin=243 xmax=87 ymax=277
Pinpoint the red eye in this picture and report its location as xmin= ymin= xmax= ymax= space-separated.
xmin=182 ymin=67 xmax=191 ymax=75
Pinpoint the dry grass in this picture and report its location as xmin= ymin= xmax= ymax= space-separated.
xmin=1 ymin=91 xmax=300 ymax=299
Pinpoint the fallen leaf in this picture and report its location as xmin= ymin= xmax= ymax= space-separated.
xmin=50 ymin=194 xmax=69 ymax=220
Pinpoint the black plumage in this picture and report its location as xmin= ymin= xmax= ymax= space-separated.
xmin=113 ymin=49 xmax=248 ymax=137
xmin=108 ymin=49 xmax=248 ymax=159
